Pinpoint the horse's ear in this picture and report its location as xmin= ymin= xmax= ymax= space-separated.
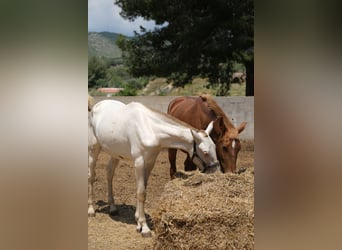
xmin=213 ymin=116 xmax=225 ymax=134
xmin=200 ymin=95 xmax=207 ymax=102
xmin=237 ymin=121 xmax=247 ymax=134
xmin=205 ymin=121 xmax=214 ymax=135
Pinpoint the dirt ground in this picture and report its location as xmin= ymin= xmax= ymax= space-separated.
xmin=88 ymin=142 xmax=254 ymax=250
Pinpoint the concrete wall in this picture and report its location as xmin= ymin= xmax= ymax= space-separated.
xmin=93 ymin=96 xmax=254 ymax=139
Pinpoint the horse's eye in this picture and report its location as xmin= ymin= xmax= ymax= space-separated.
xmin=222 ymin=146 xmax=228 ymax=152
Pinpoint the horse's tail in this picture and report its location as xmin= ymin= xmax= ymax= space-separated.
xmin=88 ymin=95 xmax=94 ymax=112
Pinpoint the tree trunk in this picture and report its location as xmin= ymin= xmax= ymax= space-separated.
xmin=245 ymin=59 xmax=254 ymax=96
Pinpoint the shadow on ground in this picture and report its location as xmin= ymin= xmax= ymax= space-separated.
xmin=95 ymin=200 xmax=153 ymax=229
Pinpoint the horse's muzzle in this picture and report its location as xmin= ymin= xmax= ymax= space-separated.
xmin=202 ymin=162 xmax=220 ymax=174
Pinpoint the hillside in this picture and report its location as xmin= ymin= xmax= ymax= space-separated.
xmin=139 ymin=77 xmax=246 ymax=96
xmin=88 ymin=32 xmax=123 ymax=58
xmin=88 ymin=32 xmax=246 ymax=96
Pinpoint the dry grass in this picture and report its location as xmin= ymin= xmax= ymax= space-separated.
xmin=152 ymin=168 xmax=254 ymax=249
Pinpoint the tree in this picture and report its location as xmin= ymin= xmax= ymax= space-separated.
xmin=88 ymin=56 xmax=107 ymax=89
xmin=115 ymin=0 xmax=254 ymax=96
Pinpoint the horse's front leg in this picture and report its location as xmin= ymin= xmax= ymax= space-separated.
xmin=134 ymin=152 xmax=158 ymax=237
xmin=168 ymin=148 xmax=177 ymax=179
xmin=184 ymin=154 xmax=197 ymax=171
xmin=88 ymin=143 xmax=100 ymax=216
xmin=107 ymin=157 xmax=119 ymax=215
xmin=134 ymin=156 xmax=149 ymax=236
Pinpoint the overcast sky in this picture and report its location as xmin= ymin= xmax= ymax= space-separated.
xmin=88 ymin=0 xmax=157 ymax=36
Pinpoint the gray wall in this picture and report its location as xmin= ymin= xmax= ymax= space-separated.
xmin=93 ymin=96 xmax=254 ymax=139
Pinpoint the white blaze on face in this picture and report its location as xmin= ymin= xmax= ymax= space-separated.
xmin=232 ymin=139 xmax=236 ymax=149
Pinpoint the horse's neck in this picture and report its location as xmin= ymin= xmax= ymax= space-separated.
xmin=156 ymin=117 xmax=194 ymax=153
xmin=164 ymin=129 xmax=193 ymax=152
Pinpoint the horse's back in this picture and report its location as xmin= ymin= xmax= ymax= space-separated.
xmin=167 ymin=96 xmax=196 ymax=114
xmin=168 ymin=96 xmax=212 ymax=129
xmin=92 ymin=99 xmax=126 ymax=114
xmin=92 ymin=100 xmax=156 ymax=133
xmin=90 ymin=100 xmax=158 ymax=158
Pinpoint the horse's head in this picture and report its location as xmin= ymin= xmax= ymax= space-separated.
xmin=213 ymin=117 xmax=247 ymax=173
xmin=190 ymin=121 xmax=220 ymax=174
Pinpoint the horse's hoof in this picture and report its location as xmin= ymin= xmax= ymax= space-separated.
xmin=141 ymin=231 xmax=152 ymax=237
xmin=136 ymin=226 xmax=142 ymax=233
xmin=88 ymin=207 xmax=96 ymax=217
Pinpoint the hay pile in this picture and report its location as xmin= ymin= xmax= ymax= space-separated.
xmin=152 ymin=170 xmax=254 ymax=249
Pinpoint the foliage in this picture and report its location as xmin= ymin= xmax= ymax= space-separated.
xmin=88 ymin=56 xmax=107 ymax=88
xmin=115 ymin=0 xmax=254 ymax=95
xmin=102 ymin=57 xmax=123 ymax=67
xmin=88 ymin=31 xmax=150 ymax=95
xmin=88 ymin=58 xmax=149 ymax=96
xmin=115 ymin=79 xmax=139 ymax=96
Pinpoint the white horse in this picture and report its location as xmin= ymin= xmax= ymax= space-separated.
xmin=88 ymin=99 xmax=220 ymax=237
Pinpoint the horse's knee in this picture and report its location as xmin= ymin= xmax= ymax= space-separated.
xmin=137 ymin=190 xmax=146 ymax=202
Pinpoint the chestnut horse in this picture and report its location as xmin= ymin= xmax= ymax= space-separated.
xmin=167 ymin=96 xmax=247 ymax=178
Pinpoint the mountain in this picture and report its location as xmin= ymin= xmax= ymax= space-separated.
xmin=88 ymin=32 xmax=124 ymax=58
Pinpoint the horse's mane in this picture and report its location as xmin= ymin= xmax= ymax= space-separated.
xmin=150 ymin=106 xmax=201 ymax=132
xmin=201 ymin=95 xmax=236 ymax=132
xmin=127 ymin=101 xmax=200 ymax=133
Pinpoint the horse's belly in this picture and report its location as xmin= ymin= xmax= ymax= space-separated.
xmin=96 ymin=129 xmax=132 ymax=159
xmin=102 ymin=144 xmax=132 ymax=160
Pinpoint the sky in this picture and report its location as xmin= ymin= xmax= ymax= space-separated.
xmin=88 ymin=0 xmax=157 ymax=36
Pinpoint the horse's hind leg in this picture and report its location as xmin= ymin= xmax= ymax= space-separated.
xmin=168 ymin=148 xmax=177 ymax=179
xmin=107 ymin=157 xmax=119 ymax=215
xmin=88 ymin=143 xmax=101 ymax=216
